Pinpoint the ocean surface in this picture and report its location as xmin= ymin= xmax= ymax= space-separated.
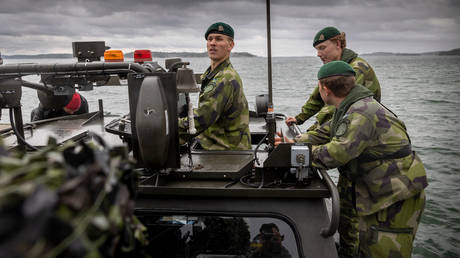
xmin=1 ymin=55 xmax=460 ymax=257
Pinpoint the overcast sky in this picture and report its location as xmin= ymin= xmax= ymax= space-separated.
xmin=1 ymin=0 xmax=459 ymax=57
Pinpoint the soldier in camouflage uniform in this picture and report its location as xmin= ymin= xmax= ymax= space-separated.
xmin=178 ymin=22 xmax=251 ymax=150
xmin=285 ymin=27 xmax=381 ymax=256
xmin=286 ymin=26 xmax=381 ymax=129
xmin=291 ymin=61 xmax=427 ymax=257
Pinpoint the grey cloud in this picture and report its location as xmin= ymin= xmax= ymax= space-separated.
xmin=0 ymin=0 xmax=458 ymax=56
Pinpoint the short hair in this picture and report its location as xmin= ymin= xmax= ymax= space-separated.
xmin=260 ymin=223 xmax=279 ymax=234
xmin=320 ymin=75 xmax=355 ymax=97
xmin=329 ymin=32 xmax=347 ymax=49
xmin=226 ymin=35 xmax=234 ymax=44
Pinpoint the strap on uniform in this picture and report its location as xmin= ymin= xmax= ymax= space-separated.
xmin=358 ymin=145 xmax=412 ymax=163
xmin=338 ymin=145 xmax=412 ymax=181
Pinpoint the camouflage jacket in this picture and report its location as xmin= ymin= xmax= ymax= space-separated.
xmin=310 ymin=85 xmax=428 ymax=216
xmin=179 ymin=58 xmax=251 ymax=150
xmin=0 ymin=137 xmax=148 ymax=257
xmin=294 ymin=48 xmax=381 ymax=125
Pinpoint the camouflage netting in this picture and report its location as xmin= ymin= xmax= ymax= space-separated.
xmin=0 ymin=136 xmax=149 ymax=258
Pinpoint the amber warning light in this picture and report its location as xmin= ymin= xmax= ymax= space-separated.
xmin=134 ymin=50 xmax=152 ymax=63
xmin=104 ymin=50 xmax=124 ymax=62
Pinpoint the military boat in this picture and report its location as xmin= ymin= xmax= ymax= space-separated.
xmin=0 ymin=2 xmax=340 ymax=257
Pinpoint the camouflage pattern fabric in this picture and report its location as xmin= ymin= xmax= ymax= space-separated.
xmin=300 ymin=85 xmax=427 ymax=257
xmin=179 ymin=58 xmax=251 ymax=150
xmin=297 ymin=127 xmax=360 ymax=257
xmin=318 ymin=84 xmax=372 ymax=251
xmin=294 ymin=48 xmax=381 ymax=126
xmin=310 ymin=89 xmax=428 ymax=216
xmin=296 ymin=119 xmax=331 ymax=145
xmin=0 ymin=136 xmax=149 ymax=258
xmin=358 ymin=190 xmax=426 ymax=257
xmin=336 ymin=176 xmax=360 ymax=257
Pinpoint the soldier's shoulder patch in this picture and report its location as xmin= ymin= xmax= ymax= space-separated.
xmin=336 ymin=119 xmax=350 ymax=137
xmin=203 ymin=80 xmax=217 ymax=94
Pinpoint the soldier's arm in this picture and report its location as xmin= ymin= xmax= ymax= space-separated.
xmin=296 ymin=120 xmax=331 ymax=145
xmin=351 ymin=61 xmax=367 ymax=86
xmin=178 ymin=80 xmax=232 ymax=135
xmin=311 ymin=113 xmax=373 ymax=169
xmin=295 ymin=85 xmax=325 ymax=125
xmin=350 ymin=59 xmax=381 ymax=101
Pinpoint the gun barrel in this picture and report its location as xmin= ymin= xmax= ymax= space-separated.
xmin=0 ymin=62 xmax=149 ymax=77
xmin=21 ymin=80 xmax=53 ymax=94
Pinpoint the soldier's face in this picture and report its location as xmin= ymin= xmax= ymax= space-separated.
xmin=315 ymin=40 xmax=342 ymax=64
xmin=207 ymin=33 xmax=234 ymax=62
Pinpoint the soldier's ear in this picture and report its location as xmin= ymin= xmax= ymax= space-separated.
xmin=319 ymin=82 xmax=331 ymax=96
xmin=323 ymin=85 xmax=331 ymax=96
xmin=336 ymin=40 xmax=343 ymax=50
xmin=228 ymin=40 xmax=234 ymax=51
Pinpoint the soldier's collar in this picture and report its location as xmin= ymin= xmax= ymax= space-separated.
xmin=205 ymin=58 xmax=231 ymax=80
xmin=330 ymin=85 xmax=373 ymax=137
xmin=340 ymin=48 xmax=358 ymax=63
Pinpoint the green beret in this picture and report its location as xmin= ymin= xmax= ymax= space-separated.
xmin=205 ymin=22 xmax=234 ymax=39
xmin=313 ymin=26 xmax=341 ymax=47
xmin=317 ymin=61 xmax=356 ymax=80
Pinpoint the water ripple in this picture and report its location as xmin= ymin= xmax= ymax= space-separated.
xmin=2 ymin=55 xmax=460 ymax=256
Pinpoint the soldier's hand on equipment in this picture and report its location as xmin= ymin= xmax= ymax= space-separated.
xmin=285 ymin=116 xmax=297 ymax=126
xmin=274 ymin=132 xmax=294 ymax=146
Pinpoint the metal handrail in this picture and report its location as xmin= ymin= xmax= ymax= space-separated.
xmin=288 ymin=123 xmax=302 ymax=138
xmin=0 ymin=62 xmax=149 ymax=77
xmin=319 ymin=168 xmax=340 ymax=237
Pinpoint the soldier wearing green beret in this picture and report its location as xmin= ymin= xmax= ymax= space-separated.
xmin=286 ymin=26 xmax=381 ymax=129
xmin=285 ymin=27 xmax=382 ymax=256
xmin=277 ymin=61 xmax=427 ymax=257
xmin=178 ymin=22 xmax=251 ymax=150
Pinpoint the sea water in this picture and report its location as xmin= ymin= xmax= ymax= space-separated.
xmin=1 ymin=55 xmax=460 ymax=257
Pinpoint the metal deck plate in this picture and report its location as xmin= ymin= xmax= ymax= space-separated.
xmin=173 ymin=152 xmax=254 ymax=179
xmin=2 ymin=113 xmax=124 ymax=148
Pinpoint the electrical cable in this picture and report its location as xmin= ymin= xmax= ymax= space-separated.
xmin=258 ymin=169 xmax=265 ymax=189
xmin=9 ymin=108 xmax=39 ymax=151
xmin=239 ymin=174 xmax=260 ymax=188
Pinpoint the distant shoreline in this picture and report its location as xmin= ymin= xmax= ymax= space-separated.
xmin=3 ymin=48 xmax=459 ymax=59
xmin=361 ymin=48 xmax=460 ymax=56
xmin=3 ymin=51 xmax=257 ymax=59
